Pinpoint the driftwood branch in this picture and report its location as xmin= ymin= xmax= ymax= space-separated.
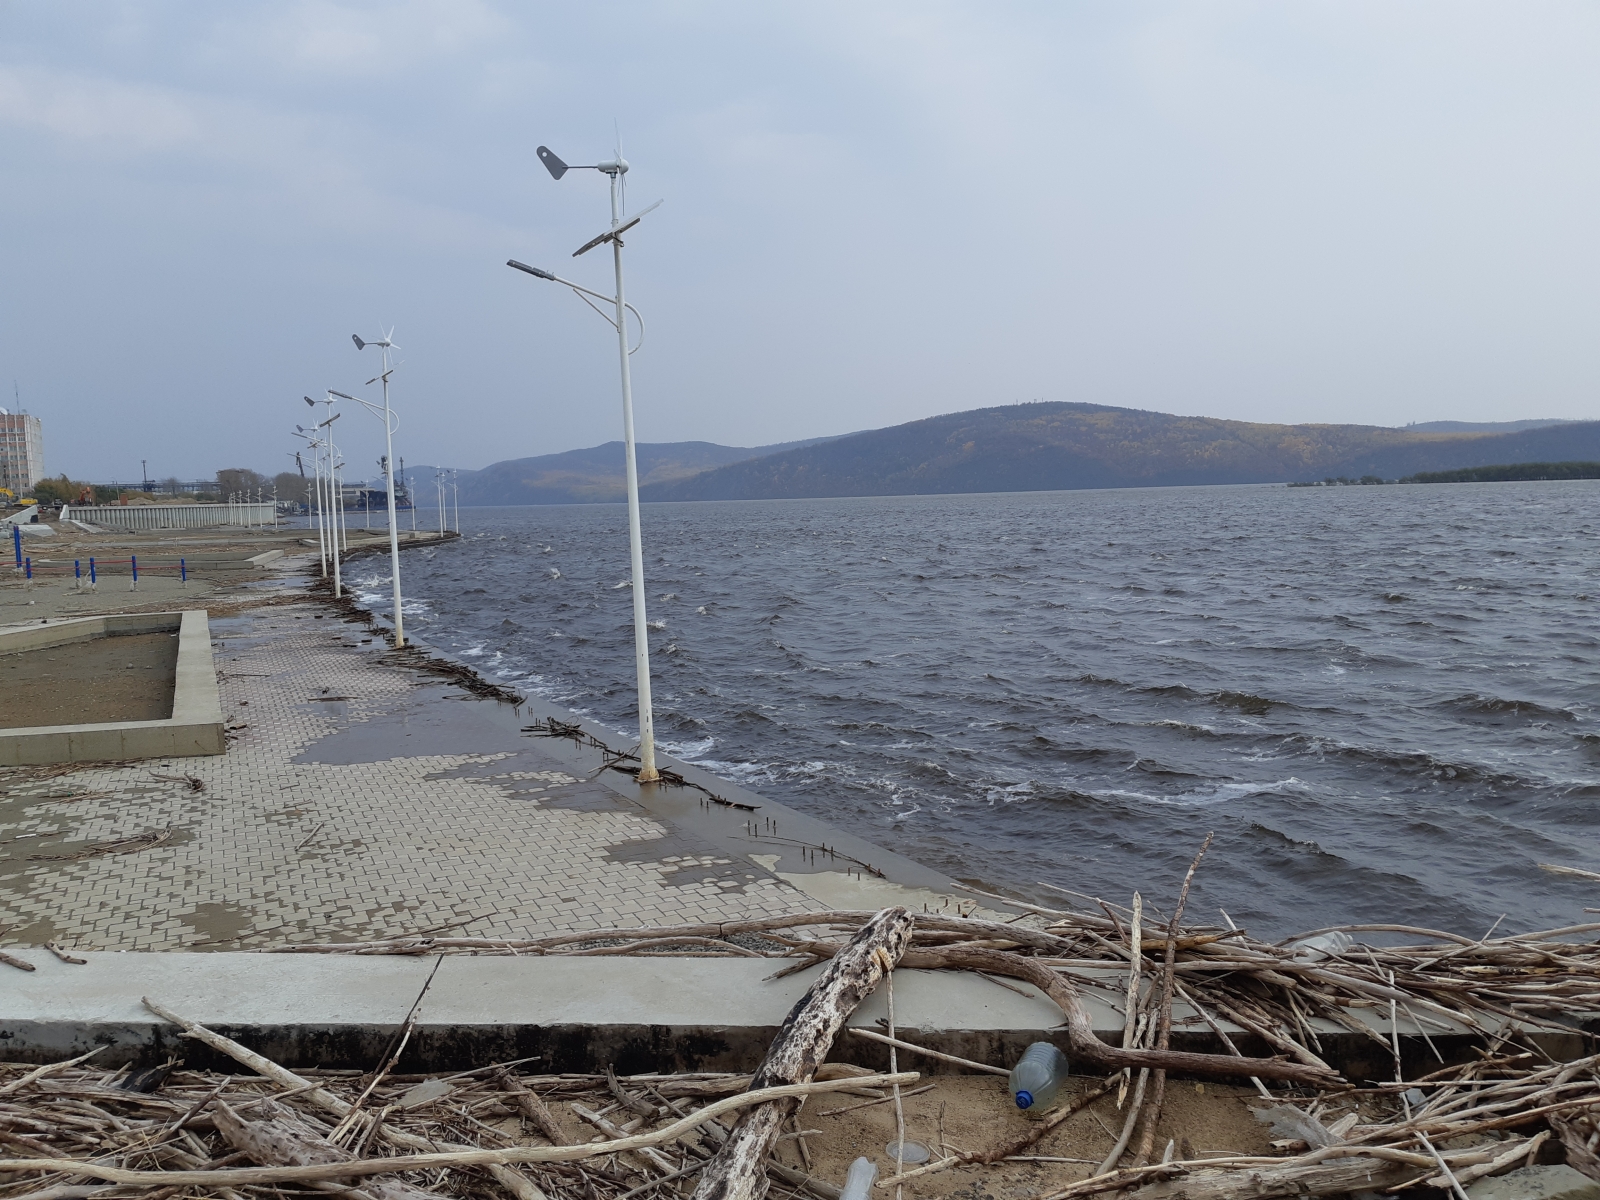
xmin=0 ymin=1073 xmax=921 ymax=1188
xmin=1127 ymin=833 xmax=1212 ymax=1170
xmin=691 ymin=905 xmax=915 ymax=1200
xmin=496 ymin=1069 xmax=565 ymax=1144
xmin=0 ymin=1047 xmax=103 ymax=1097
xmin=1552 ymin=1113 xmax=1600 ymax=1182
xmin=213 ymin=1099 xmax=441 ymax=1200
xmin=1054 ymin=1156 xmax=1416 ymax=1199
xmin=893 ymin=947 xmax=1338 ymax=1085
xmin=143 ymin=997 xmax=546 ymax=1200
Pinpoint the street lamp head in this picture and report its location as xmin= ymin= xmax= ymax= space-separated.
xmin=328 ymin=390 xmax=356 ymax=402
xmin=507 ymin=259 xmax=555 ymax=281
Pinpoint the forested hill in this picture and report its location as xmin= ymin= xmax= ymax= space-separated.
xmin=637 ymin=403 xmax=1600 ymax=501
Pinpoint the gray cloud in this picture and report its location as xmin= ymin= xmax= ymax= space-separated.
xmin=2 ymin=2 xmax=1597 ymax=480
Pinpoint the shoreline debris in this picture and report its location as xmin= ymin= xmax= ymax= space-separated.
xmin=2 ymin=896 xmax=1600 ymax=1197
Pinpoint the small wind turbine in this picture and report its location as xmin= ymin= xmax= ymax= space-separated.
xmin=340 ymin=328 xmax=407 ymax=648
xmin=507 ymin=140 xmax=666 ymax=782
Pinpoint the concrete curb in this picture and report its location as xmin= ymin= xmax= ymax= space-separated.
xmin=3 ymin=950 xmax=1579 ymax=1078
xmin=0 ymin=610 xmax=224 ymax=763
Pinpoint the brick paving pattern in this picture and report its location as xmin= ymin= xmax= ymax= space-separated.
xmin=0 ymin=603 xmax=812 ymax=950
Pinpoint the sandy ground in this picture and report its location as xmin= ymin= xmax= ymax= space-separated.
xmin=521 ymin=1074 xmax=1303 ymax=1198
xmin=0 ymin=630 xmax=177 ymax=726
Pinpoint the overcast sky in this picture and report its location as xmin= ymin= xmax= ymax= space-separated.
xmin=3 ymin=3 xmax=1599 ymax=481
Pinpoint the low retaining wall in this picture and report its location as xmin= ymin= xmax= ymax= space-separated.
xmin=60 ymin=503 xmax=276 ymax=530
xmin=2 ymin=952 xmax=1585 ymax=1076
xmin=0 ymin=610 xmax=225 ymax=764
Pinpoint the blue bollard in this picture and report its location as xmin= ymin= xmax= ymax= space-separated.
xmin=130 ymin=554 xmax=138 ymax=590
xmin=180 ymin=557 xmax=187 ymax=586
xmin=11 ymin=525 xmax=19 ymax=569
xmin=24 ymin=557 xmax=30 ymax=581
xmin=89 ymin=557 xmax=96 ymax=586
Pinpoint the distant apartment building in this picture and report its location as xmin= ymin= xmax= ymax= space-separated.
xmin=0 ymin=411 xmax=43 ymax=494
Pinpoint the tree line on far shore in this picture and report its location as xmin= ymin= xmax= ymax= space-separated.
xmin=29 ymin=468 xmax=311 ymax=506
xmin=1290 ymin=461 xmax=1600 ymax=487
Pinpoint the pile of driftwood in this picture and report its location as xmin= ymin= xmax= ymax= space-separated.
xmin=7 ymin=889 xmax=1600 ymax=1199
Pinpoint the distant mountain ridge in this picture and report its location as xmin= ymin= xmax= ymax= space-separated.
xmin=456 ymin=437 xmax=831 ymax=505
xmin=634 ymin=402 xmax=1600 ymax=502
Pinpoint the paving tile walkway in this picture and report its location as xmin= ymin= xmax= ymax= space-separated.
xmin=0 ymin=602 xmax=814 ymax=950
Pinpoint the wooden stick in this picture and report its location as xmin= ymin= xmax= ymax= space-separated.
xmin=573 ymin=1102 xmax=678 ymax=1176
xmin=496 ymin=1070 xmax=566 ymax=1144
xmin=328 ymin=955 xmax=444 ymax=1143
xmin=1128 ymin=834 xmax=1213 ymax=1170
xmin=813 ymin=1083 xmax=935 ymax=1117
xmin=690 ymin=906 xmax=914 ymax=1200
xmin=1117 ymin=893 xmax=1143 ymax=1108
xmin=0 ymin=1047 xmax=104 ymax=1097
xmin=1120 ymin=1154 xmax=1419 ymax=1199
xmin=845 ymin=1028 xmax=1009 ymax=1076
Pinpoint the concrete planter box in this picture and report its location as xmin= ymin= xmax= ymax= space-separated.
xmin=0 ymin=610 xmax=224 ymax=764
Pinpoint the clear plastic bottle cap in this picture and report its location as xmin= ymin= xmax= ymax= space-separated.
xmin=885 ymin=1141 xmax=930 ymax=1164
xmin=1015 ymin=1090 xmax=1034 ymax=1109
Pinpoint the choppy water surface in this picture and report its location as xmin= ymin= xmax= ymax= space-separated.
xmin=362 ymin=484 xmax=1600 ymax=937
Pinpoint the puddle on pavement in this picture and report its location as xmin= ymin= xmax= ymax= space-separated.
xmin=177 ymin=900 xmax=255 ymax=945
xmin=295 ymin=686 xmax=524 ymax=764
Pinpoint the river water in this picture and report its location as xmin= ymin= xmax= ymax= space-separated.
xmin=356 ymin=482 xmax=1600 ymax=938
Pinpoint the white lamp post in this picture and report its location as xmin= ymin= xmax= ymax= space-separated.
xmin=337 ymin=332 xmax=405 ymax=647
xmin=304 ymin=397 xmax=344 ymax=598
xmin=507 ymin=143 xmax=664 ymax=782
xmin=291 ymin=425 xmax=327 ymax=577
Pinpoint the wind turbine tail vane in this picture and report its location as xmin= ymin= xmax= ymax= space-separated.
xmin=537 ymin=146 xmax=569 ymax=180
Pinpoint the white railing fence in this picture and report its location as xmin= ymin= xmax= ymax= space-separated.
xmin=60 ymin=503 xmax=277 ymax=530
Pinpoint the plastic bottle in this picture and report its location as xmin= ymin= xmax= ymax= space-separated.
xmin=1287 ymin=931 xmax=1353 ymax=962
xmin=840 ymin=1157 xmax=878 ymax=1200
xmin=1009 ymin=1041 xmax=1070 ymax=1114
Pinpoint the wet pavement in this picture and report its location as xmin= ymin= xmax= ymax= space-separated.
xmin=0 ymin=601 xmax=822 ymax=950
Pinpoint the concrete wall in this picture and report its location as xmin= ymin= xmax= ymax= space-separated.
xmin=1 ymin=950 xmax=1582 ymax=1075
xmin=0 ymin=610 xmax=225 ymax=764
xmin=59 ymin=502 xmax=276 ymax=530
